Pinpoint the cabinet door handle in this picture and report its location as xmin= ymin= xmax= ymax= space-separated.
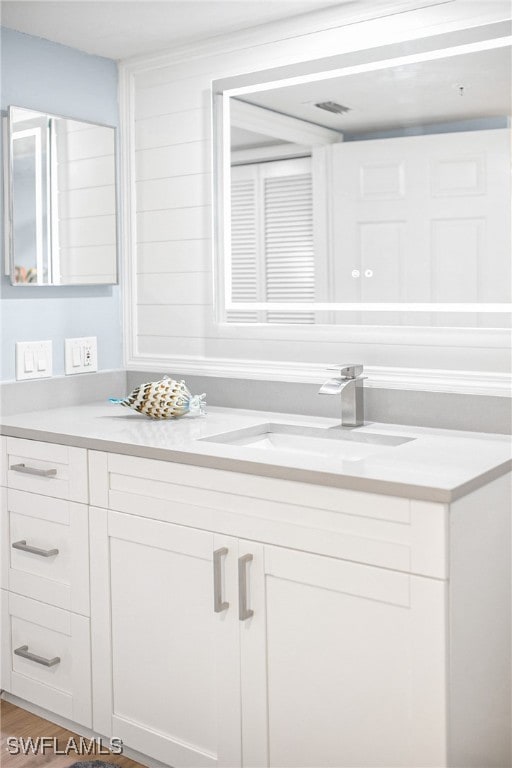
xmin=14 ymin=645 xmax=61 ymax=667
xmin=10 ymin=463 xmax=57 ymax=478
xmin=213 ymin=547 xmax=229 ymax=613
xmin=12 ymin=540 xmax=59 ymax=558
xmin=238 ymin=554 xmax=254 ymax=621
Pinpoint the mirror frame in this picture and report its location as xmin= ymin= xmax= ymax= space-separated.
xmin=213 ymin=21 xmax=512 ymax=320
xmin=4 ymin=105 xmax=119 ymax=287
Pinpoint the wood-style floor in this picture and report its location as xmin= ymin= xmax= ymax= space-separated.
xmin=0 ymin=700 xmax=147 ymax=768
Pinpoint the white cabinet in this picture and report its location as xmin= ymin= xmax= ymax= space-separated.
xmin=90 ymin=508 xmax=242 ymax=768
xmin=91 ymin=513 xmax=448 ymax=767
xmin=0 ymin=436 xmax=91 ymax=728
xmin=89 ymin=450 xmax=510 ymax=768
xmin=1 ymin=438 xmax=510 ymax=768
xmin=240 ymin=543 xmax=447 ymax=768
xmin=1 ymin=488 xmax=89 ymax=614
xmin=0 ymin=590 xmax=92 ymax=726
xmin=2 ymin=436 xmax=88 ymax=502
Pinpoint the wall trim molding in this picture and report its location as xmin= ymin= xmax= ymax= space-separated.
xmin=206 ymin=321 xmax=512 ymax=348
xmin=119 ymin=0 xmax=455 ymax=73
xmin=119 ymin=2 xmax=512 ymax=396
xmin=126 ymin=355 xmax=512 ymax=397
xmin=119 ymin=60 xmax=138 ymax=369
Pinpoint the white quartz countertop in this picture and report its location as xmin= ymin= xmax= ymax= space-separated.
xmin=1 ymin=402 xmax=511 ymax=502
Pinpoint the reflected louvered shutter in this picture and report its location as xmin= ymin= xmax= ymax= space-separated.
xmin=228 ymin=159 xmax=315 ymax=324
xmin=264 ymin=173 xmax=315 ymax=324
xmin=227 ymin=176 xmax=259 ymax=323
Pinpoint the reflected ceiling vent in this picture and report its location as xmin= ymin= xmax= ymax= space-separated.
xmin=314 ymin=101 xmax=351 ymax=115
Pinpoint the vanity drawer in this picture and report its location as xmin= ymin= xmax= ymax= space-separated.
xmin=0 ymin=590 xmax=92 ymax=727
xmin=1 ymin=488 xmax=90 ymax=615
xmin=3 ymin=437 xmax=87 ymax=502
xmin=93 ymin=452 xmax=448 ymax=579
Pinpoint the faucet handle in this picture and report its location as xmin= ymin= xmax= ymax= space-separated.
xmin=327 ymin=364 xmax=363 ymax=379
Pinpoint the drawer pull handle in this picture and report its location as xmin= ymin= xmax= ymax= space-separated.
xmin=12 ymin=540 xmax=59 ymax=558
xmin=238 ymin=554 xmax=254 ymax=621
xmin=14 ymin=645 xmax=61 ymax=667
xmin=10 ymin=463 xmax=57 ymax=478
xmin=213 ymin=547 xmax=229 ymax=613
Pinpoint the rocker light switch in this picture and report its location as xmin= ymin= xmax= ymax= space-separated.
xmin=16 ymin=341 xmax=53 ymax=380
xmin=24 ymin=350 xmax=34 ymax=372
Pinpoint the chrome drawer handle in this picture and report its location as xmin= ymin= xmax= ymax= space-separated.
xmin=213 ymin=547 xmax=229 ymax=613
xmin=14 ymin=645 xmax=61 ymax=667
xmin=238 ymin=554 xmax=254 ymax=621
xmin=12 ymin=540 xmax=59 ymax=558
xmin=10 ymin=463 xmax=57 ymax=478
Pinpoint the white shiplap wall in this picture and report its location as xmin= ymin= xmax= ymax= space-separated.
xmin=121 ymin=0 xmax=512 ymax=394
xmin=57 ymin=121 xmax=117 ymax=284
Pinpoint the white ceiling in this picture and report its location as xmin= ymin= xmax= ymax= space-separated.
xmin=231 ymin=125 xmax=287 ymax=150
xmin=0 ymin=0 xmax=346 ymax=60
xmin=237 ymin=46 xmax=512 ymax=135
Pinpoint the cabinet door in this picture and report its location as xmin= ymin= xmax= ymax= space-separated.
xmin=240 ymin=542 xmax=447 ymax=768
xmin=90 ymin=508 xmax=241 ymax=768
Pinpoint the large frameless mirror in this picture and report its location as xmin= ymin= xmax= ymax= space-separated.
xmin=5 ymin=106 xmax=118 ymax=286
xmin=213 ymin=22 xmax=511 ymax=327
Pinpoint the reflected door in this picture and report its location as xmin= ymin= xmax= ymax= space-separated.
xmin=331 ymin=128 xmax=511 ymax=315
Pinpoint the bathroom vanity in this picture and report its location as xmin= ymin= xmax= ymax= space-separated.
xmin=0 ymin=403 xmax=510 ymax=768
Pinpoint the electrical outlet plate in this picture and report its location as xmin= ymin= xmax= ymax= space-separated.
xmin=16 ymin=341 xmax=53 ymax=380
xmin=65 ymin=336 xmax=98 ymax=375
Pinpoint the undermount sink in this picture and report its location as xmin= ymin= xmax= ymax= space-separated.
xmin=200 ymin=423 xmax=415 ymax=461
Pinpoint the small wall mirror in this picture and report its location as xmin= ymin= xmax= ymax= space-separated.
xmin=5 ymin=106 xmax=118 ymax=286
xmin=214 ymin=23 xmax=511 ymax=326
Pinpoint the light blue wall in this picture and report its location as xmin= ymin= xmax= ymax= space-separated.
xmin=0 ymin=27 xmax=122 ymax=380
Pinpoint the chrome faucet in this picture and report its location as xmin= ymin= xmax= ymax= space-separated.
xmin=318 ymin=364 xmax=365 ymax=427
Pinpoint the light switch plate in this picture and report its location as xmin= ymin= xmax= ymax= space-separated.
xmin=65 ymin=336 xmax=98 ymax=375
xmin=16 ymin=341 xmax=53 ymax=380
